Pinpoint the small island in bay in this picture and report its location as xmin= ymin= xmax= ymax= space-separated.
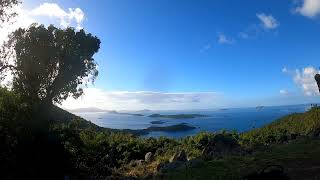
xmin=148 ymin=113 xmax=209 ymax=119
xmin=123 ymin=123 xmax=196 ymax=135
xmin=150 ymin=120 xmax=166 ymax=124
xmin=256 ymin=106 xmax=264 ymax=110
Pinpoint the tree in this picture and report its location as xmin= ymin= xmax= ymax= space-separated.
xmin=0 ymin=0 xmax=20 ymax=25
xmin=2 ymin=24 xmax=100 ymax=105
xmin=315 ymin=74 xmax=320 ymax=93
xmin=0 ymin=0 xmax=20 ymax=81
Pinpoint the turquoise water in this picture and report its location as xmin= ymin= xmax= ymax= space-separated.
xmin=74 ymin=104 xmax=309 ymax=138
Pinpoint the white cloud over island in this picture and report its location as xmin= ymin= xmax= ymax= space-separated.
xmin=60 ymin=88 xmax=224 ymax=110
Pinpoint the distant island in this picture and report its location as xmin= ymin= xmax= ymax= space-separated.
xmin=135 ymin=109 xmax=152 ymax=113
xmin=148 ymin=113 xmax=209 ymax=119
xmin=256 ymin=106 xmax=264 ymax=110
xmin=108 ymin=110 xmax=144 ymax=116
xmin=124 ymin=123 xmax=196 ymax=135
xmin=150 ymin=120 xmax=166 ymax=124
xmin=69 ymin=108 xmax=145 ymax=116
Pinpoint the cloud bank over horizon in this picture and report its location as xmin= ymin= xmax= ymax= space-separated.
xmin=60 ymin=88 xmax=225 ymax=111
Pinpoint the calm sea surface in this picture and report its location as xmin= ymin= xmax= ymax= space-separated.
xmin=73 ymin=104 xmax=309 ymax=138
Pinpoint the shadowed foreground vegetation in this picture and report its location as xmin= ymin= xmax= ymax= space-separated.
xmin=2 ymin=86 xmax=320 ymax=180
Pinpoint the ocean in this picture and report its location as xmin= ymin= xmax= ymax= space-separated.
xmin=73 ymin=104 xmax=310 ymax=138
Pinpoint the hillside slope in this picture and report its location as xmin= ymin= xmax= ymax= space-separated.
xmin=3 ymin=86 xmax=320 ymax=179
xmin=163 ymin=107 xmax=320 ymax=180
xmin=241 ymin=107 xmax=320 ymax=146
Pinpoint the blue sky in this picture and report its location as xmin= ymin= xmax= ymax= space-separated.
xmin=3 ymin=0 xmax=320 ymax=110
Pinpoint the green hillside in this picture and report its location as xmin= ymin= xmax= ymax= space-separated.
xmin=241 ymin=107 xmax=320 ymax=146
xmin=2 ymin=86 xmax=320 ymax=179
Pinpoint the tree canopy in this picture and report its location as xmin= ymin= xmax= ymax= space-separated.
xmin=1 ymin=24 xmax=100 ymax=105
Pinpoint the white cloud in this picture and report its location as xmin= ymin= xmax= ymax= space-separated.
xmin=282 ymin=67 xmax=288 ymax=73
xmin=30 ymin=3 xmax=84 ymax=30
xmin=239 ymin=25 xmax=261 ymax=39
xmin=294 ymin=0 xmax=320 ymax=18
xmin=60 ymin=88 xmax=223 ymax=110
xmin=217 ymin=33 xmax=234 ymax=44
xmin=0 ymin=3 xmax=85 ymax=44
xmin=201 ymin=43 xmax=212 ymax=52
xmin=280 ymin=89 xmax=289 ymax=95
xmin=284 ymin=66 xmax=320 ymax=96
xmin=0 ymin=5 xmax=35 ymax=44
xmin=257 ymin=13 xmax=279 ymax=29
xmin=239 ymin=14 xmax=278 ymax=39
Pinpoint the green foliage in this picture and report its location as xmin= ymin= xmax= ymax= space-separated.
xmin=165 ymin=138 xmax=320 ymax=180
xmin=0 ymin=87 xmax=73 ymax=179
xmin=241 ymin=107 xmax=320 ymax=146
xmin=3 ymin=87 xmax=320 ymax=179
xmin=3 ymin=24 xmax=100 ymax=104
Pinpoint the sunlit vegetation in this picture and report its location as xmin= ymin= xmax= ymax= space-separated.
xmin=2 ymin=84 xmax=320 ymax=179
xmin=241 ymin=107 xmax=320 ymax=146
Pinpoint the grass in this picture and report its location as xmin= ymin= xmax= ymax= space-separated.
xmin=164 ymin=138 xmax=320 ymax=180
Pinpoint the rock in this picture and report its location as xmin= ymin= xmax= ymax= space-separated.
xmin=145 ymin=152 xmax=153 ymax=162
xmin=186 ymin=158 xmax=203 ymax=168
xmin=170 ymin=150 xmax=187 ymax=162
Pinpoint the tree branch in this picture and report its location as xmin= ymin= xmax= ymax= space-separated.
xmin=0 ymin=65 xmax=16 ymax=73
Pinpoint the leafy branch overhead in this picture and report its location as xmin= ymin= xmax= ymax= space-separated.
xmin=1 ymin=24 xmax=101 ymax=104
